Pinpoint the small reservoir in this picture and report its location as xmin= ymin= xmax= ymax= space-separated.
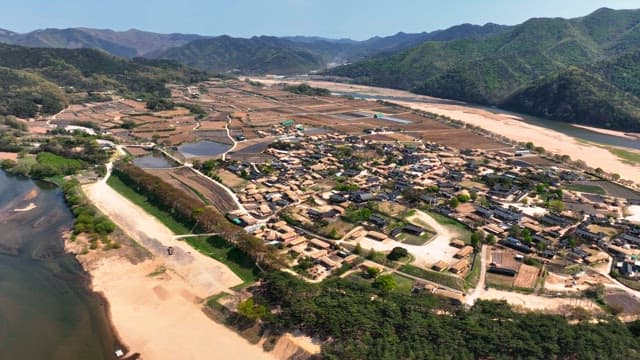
xmin=133 ymin=153 xmax=176 ymax=168
xmin=178 ymin=140 xmax=232 ymax=158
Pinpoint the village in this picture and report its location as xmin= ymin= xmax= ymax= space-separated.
xmin=16 ymin=77 xmax=640 ymax=316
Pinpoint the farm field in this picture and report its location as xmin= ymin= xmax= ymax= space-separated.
xmin=572 ymin=180 xmax=640 ymax=200
xmin=146 ymin=167 xmax=239 ymax=214
xmin=171 ymin=167 xmax=240 ymax=214
xmin=564 ymin=183 xmax=607 ymax=195
xmin=513 ymin=264 xmax=539 ymax=289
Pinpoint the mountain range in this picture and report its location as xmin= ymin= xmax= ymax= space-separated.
xmin=0 ymin=23 xmax=509 ymax=74
xmin=327 ymin=7 xmax=640 ymax=131
xmin=0 ymin=27 xmax=206 ymax=58
xmin=2 ymin=8 xmax=640 ymax=130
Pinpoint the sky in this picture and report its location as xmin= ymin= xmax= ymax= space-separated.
xmin=2 ymin=0 xmax=640 ymax=40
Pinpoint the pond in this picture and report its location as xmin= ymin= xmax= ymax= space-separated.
xmin=177 ymin=140 xmax=232 ymax=158
xmin=133 ymin=152 xmax=176 ymax=168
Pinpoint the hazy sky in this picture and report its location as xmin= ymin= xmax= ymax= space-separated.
xmin=3 ymin=0 xmax=640 ymax=40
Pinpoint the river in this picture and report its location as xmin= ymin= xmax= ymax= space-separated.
xmin=0 ymin=171 xmax=118 ymax=359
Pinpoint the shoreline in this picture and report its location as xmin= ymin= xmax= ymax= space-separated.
xmin=63 ymin=232 xmax=131 ymax=359
xmin=66 ymin=247 xmax=274 ymax=360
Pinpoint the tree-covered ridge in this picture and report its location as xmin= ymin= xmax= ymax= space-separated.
xmin=0 ymin=67 xmax=68 ymax=118
xmin=502 ymin=50 xmax=640 ymax=131
xmin=152 ymin=36 xmax=326 ymax=75
xmin=283 ymin=83 xmax=331 ymax=96
xmin=0 ymin=27 xmax=207 ymax=58
xmin=325 ymin=8 xmax=640 ymax=130
xmin=0 ymin=43 xmax=208 ymax=118
xmin=261 ymin=271 xmax=640 ymax=359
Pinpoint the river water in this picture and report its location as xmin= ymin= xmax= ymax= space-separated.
xmin=0 ymin=171 xmax=117 ymax=359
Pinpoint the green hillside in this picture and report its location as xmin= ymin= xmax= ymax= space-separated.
xmin=153 ymin=36 xmax=326 ymax=75
xmin=326 ymin=8 xmax=640 ymax=130
xmin=0 ymin=67 xmax=68 ymax=118
xmin=503 ymin=51 xmax=640 ymax=131
xmin=0 ymin=44 xmax=208 ymax=118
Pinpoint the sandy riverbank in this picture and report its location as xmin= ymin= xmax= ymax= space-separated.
xmin=13 ymin=202 xmax=37 ymax=212
xmin=249 ymin=77 xmax=640 ymax=183
xmin=76 ymin=255 xmax=273 ymax=360
xmin=394 ymin=101 xmax=640 ymax=182
xmin=76 ymin=179 xmax=274 ymax=359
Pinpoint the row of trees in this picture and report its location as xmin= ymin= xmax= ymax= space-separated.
xmin=112 ymin=162 xmax=285 ymax=268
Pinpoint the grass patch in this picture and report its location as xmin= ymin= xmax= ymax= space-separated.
xmin=485 ymin=273 xmax=514 ymax=289
xmin=564 ymin=184 xmax=606 ymax=195
xmin=147 ymin=265 xmax=167 ymax=277
xmin=608 ymin=147 xmax=640 ymax=165
xmin=206 ymin=292 xmax=231 ymax=308
xmin=399 ymin=264 xmax=465 ymax=291
xmin=425 ymin=211 xmax=472 ymax=242
xmin=390 ymin=273 xmax=415 ymax=293
xmin=617 ymin=277 xmax=640 ymax=292
xmin=396 ymin=232 xmax=434 ymax=246
xmin=186 ymin=235 xmax=260 ymax=285
xmin=44 ymin=175 xmax=66 ymax=186
xmin=464 ymin=253 xmax=481 ymax=289
xmin=346 ymin=273 xmax=374 ymax=287
xmin=107 ymin=173 xmax=190 ymax=235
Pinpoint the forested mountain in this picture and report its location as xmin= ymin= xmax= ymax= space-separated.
xmin=0 ymin=43 xmax=208 ymax=118
xmin=150 ymin=36 xmax=327 ymax=74
xmin=503 ymin=51 xmax=640 ymax=131
xmin=326 ymin=7 xmax=640 ymax=130
xmin=0 ymin=23 xmax=510 ymax=74
xmin=284 ymin=23 xmax=511 ymax=65
xmin=0 ymin=28 xmax=206 ymax=58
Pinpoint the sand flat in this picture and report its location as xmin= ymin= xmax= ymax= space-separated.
xmin=80 ymin=178 xmax=274 ymax=359
xmin=83 ymin=180 xmax=242 ymax=296
xmin=86 ymin=257 xmax=273 ymax=360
